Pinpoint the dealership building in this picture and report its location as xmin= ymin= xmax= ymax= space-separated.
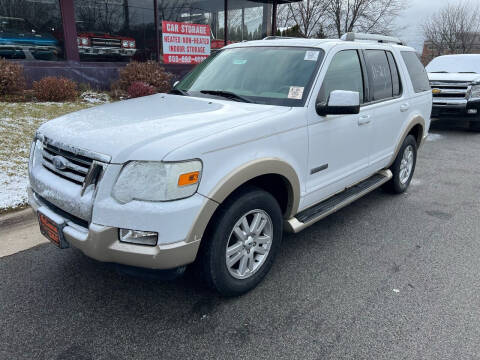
xmin=0 ymin=0 xmax=299 ymax=88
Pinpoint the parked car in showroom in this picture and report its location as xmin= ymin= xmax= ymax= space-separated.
xmin=29 ymin=33 xmax=431 ymax=296
xmin=427 ymin=54 xmax=480 ymax=131
xmin=74 ymin=22 xmax=136 ymax=61
xmin=0 ymin=16 xmax=61 ymax=60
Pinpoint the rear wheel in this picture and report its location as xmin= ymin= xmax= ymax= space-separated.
xmin=200 ymin=187 xmax=283 ymax=296
xmin=384 ymin=135 xmax=417 ymax=194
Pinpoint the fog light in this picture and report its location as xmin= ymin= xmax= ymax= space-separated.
xmin=119 ymin=229 xmax=158 ymax=246
xmin=468 ymin=109 xmax=478 ymax=114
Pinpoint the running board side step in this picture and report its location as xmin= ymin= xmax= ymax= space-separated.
xmin=286 ymin=170 xmax=392 ymax=233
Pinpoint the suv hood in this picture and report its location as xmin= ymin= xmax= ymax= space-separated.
xmin=428 ymin=72 xmax=480 ymax=83
xmin=38 ymin=94 xmax=290 ymax=163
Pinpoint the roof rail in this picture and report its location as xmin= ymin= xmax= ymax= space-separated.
xmin=263 ymin=36 xmax=298 ymax=40
xmin=341 ymin=32 xmax=405 ymax=46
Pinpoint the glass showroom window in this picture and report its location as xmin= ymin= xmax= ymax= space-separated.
xmin=158 ymin=0 xmax=225 ymax=49
xmin=0 ymin=0 xmax=64 ymax=60
xmin=74 ymin=0 xmax=155 ymax=62
xmin=228 ymin=1 xmax=271 ymax=42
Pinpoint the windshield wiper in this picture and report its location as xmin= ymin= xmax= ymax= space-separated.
xmin=430 ymin=71 xmax=449 ymax=73
xmin=169 ymin=88 xmax=189 ymax=96
xmin=200 ymin=90 xmax=253 ymax=103
xmin=459 ymin=72 xmax=477 ymax=74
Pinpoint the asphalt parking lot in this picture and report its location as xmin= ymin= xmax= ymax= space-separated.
xmin=1 ymin=124 xmax=480 ymax=360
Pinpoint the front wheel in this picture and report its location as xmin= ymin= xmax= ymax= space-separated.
xmin=200 ymin=187 xmax=283 ymax=296
xmin=384 ymin=134 xmax=417 ymax=194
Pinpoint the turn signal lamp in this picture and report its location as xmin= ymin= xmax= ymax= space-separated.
xmin=178 ymin=171 xmax=200 ymax=187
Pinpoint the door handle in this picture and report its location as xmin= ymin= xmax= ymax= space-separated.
xmin=358 ymin=115 xmax=371 ymax=125
xmin=400 ymin=103 xmax=410 ymax=112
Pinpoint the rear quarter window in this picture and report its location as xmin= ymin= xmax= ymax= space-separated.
xmin=401 ymin=51 xmax=431 ymax=93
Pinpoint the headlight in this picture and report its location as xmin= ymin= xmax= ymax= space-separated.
xmin=81 ymin=37 xmax=89 ymax=46
xmin=112 ymin=160 xmax=202 ymax=203
xmin=129 ymin=41 xmax=135 ymax=48
xmin=122 ymin=40 xmax=129 ymax=48
xmin=470 ymin=84 xmax=480 ymax=99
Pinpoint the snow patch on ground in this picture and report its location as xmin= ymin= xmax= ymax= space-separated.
xmin=0 ymin=102 xmax=93 ymax=211
xmin=80 ymin=91 xmax=111 ymax=105
xmin=0 ymin=166 xmax=29 ymax=210
xmin=0 ymin=117 xmax=43 ymax=211
xmin=426 ymin=133 xmax=444 ymax=142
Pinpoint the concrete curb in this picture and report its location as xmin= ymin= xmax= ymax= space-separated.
xmin=0 ymin=207 xmax=36 ymax=230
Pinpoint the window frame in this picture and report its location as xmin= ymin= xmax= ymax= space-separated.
xmin=361 ymin=49 xmax=404 ymax=106
xmin=386 ymin=51 xmax=403 ymax=98
xmin=317 ymin=49 xmax=368 ymax=106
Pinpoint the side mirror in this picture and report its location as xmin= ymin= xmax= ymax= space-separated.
xmin=173 ymin=80 xmax=180 ymax=87
xmin=316 ymin=90 xmax=360 ymax=116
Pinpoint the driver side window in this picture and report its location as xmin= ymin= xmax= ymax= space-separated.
xmin=318 ymin=50 xmax=364 ymax=104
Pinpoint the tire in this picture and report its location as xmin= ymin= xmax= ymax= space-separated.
xmin=199 ymin=186 xmax=283 ymax=296
xmin=384 ymin=134 xmax=417 ymax=194
xmin=469 ymin=122 xmax=480 ymax=132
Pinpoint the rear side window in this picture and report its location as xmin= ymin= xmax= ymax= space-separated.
xmin=401 ymin=51 xmax=430 ymax=93
xmin=319 ymin=50 xmax=365 ymax=104
xmin=364 ymin=50 xmax=393 ymax=101
xmin=386 ymin=52 xmax=402 ymax=97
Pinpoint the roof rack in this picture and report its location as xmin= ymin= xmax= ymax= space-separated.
xmin=263 ymin=36 xmax=298 ymax=40
xmin=341 ymin=32 xmax=405 ymax=46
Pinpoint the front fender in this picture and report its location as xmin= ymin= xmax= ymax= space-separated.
xmin=204 ymin=158 xmax=301 ymax=218
xmin=184 ymin=158 xmax=301 ymax=247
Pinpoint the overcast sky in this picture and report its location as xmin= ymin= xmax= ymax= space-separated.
xmin=397 ymin=0 xmax=480 ymax=52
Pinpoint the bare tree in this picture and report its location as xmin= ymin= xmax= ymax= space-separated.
xmin=423 ymin=1 xmax=480 ymax=58
xmin=280 ymin=0 xmax=329 ymax=38
xmin=276 ymin=4 xmax=295 ymax=30
xmin=324 ymin=0 xmax=408 ymax=38
xmin=277 ymin=0 xmax=407 ymax=39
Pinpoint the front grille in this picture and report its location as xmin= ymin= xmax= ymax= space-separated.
xmin=432 ymin=107 xmax=463 ymax=116
xmin=430 ymin=81 xmax=470 ymax=99
xmin=91 ymin=38 xmax=121 ymax=48
xmin=41 ymin=142 xmax=93 ymax=185
xmin=36 ymin=193 xmax=89 ymax=229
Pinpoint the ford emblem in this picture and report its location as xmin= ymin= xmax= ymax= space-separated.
xmin=52 ymin=155 xmax=68 ymax=170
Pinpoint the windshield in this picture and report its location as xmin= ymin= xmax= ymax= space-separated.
xmin=427 ymin=55 xmax=480 ymax=74
xmin=175 ymin=46 xmax=325 ymax=106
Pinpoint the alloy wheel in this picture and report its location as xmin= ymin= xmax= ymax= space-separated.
xmin=225 ymin=209 xmax=273 ymax=280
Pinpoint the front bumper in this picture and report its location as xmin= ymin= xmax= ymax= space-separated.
xmin=78 ymin=46 xmax=136 ymax=57
xmin=432 ymin=98 xmax=480 ymax=122
xmin=29 ymin=188 xmax=202 ymax=269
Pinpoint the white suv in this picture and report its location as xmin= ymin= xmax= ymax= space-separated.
xmin=28 ymin=33 xmax=432 ymax=296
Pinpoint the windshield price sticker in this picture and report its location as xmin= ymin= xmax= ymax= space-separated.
xmin=162 ymin=21 xmax=211 ymax=64
xmin=304 ymin=51 xmax=320 ymax=61
xmin=288 ymin=86 xmax=304 ymax=99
